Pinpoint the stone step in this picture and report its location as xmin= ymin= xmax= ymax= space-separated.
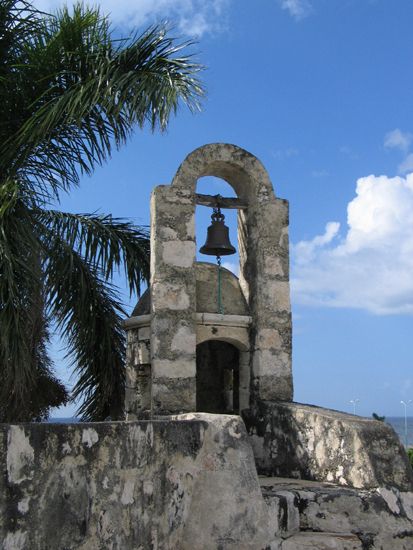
xmin=260 ymin=476 xmax=413 ymax=550
xmin=280 ymin=532 xmax=362 ymax=550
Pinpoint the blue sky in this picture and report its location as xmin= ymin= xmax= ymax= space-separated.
xmin=37 ymin=0 xmax=413 ymax=418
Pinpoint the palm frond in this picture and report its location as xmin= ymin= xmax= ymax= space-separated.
xmin=45 ymin=237 xmax=126 ymax=420
xmin=1 ymin=2 xmax=204 ymax=200
xmin=35 ymin=209 xmax=149 ymax=295
xmin=0 ymin=185 xmax=67 ymax=421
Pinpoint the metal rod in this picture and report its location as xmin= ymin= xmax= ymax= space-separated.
xmin=217 ymin=256 xmax=224 ymax=314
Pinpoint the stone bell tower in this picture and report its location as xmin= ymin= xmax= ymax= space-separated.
xmin=124 ymin=143 xmax=292 ymax=418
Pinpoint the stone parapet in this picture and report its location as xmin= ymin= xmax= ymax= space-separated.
xmin=245 ymin=401 xmax=413 ymax=491
xmin=0 ymin=415 xmax=274 ymax=550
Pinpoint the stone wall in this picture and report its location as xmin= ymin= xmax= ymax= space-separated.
xmin=0 ymin=415 xmax=272 ymax=550
xmin=148 ymin=144 xmax=293 ymax=416
xmin=125 ymin=319 xmax=151 ymax=418
xmin=245 ymin=401 xmax=413 ymax=491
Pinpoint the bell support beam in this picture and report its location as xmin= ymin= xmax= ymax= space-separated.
xmin=195 ymin=193 xmax=247 ymax=210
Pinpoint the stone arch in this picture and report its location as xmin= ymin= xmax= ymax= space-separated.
xmin=196 ymin=332 xmax=249 ymax=351
xmin=150 ymin=143 xmax=292 ymax=415
xmin=171 ymin=143 xmax=276 ymax=202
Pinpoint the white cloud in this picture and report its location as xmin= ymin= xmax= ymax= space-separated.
xmin=32 ymin=0 xmax=229 ymax=36
xmin=292 ymin=173 xmax=413 ymax=315
xmin=383 ymin=128 xmax=413 ymax=174
xmin=398 ymin=153 xmax=413 ymax=175
xmin=279 ymin=0 xmax=312 ymax=20
xmin=294 ymin=221 xmax=340 ymax=265
xmin=384 ymin=128 xmax=412 ymax=153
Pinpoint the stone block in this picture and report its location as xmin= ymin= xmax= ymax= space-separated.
xmin=171 ymin=324 xmax=196 ymax=355
xmin=138 ymin=326 xmax=150 ymax=340
xmin=152 ymin=359 xmax=195 ymax=379
xmin=151 ymin=281 xmax=191 ymax=311
xmin=152 ymin=376 xmax=196 ymax=414
xmin=162 ymin=240 xmax=195 ymax=268
xmin=257 ymin=328 xmax=283 ymax=349
xmin=265 ymin=490 xmax=300 ymax=538
xmin=260 ymin=280 xmax=291 ymax=312
xmin=254 ymin=373 xmax=293 ymax=401
xmin=252 ymin=349 xmax=291 ymax=377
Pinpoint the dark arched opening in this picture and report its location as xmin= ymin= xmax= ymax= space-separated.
xmin=196 ymin=340 xmax=239 ymax=414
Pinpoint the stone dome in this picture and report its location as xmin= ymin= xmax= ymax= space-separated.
xmin=131 ymin=262 xmax=249 ymax=317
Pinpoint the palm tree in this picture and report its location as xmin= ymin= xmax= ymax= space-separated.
xmin=0 ymin=1 xmax=204 ymax=421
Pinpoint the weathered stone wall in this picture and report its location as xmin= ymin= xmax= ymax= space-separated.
xmin=124 ymin=313 xmax=252 ymax=419
xmin=238 ymin=198 xmax=292 ymax=404
xmin=124 ymin=318 xmax=151 ymax=418
xmin=150 ymin=185 xmax=197 ymax=414
xmin=245 ymin=401 xmax=413 ymax=491
xmin=146 ymin=144 xmax=293 ymax=416
xmin=170 ymin=143 xmax=293 ymax=405
xmin=0 ymin=415 xmax=272 ymax=550
xmin=262 ymin=477 xmax=413 ymax=550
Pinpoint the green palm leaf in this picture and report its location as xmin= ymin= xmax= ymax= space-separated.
xmin=0 ymin=183 xmax=69 ymax=421
xmin=36 ymin=209 xmax=150 ymax=295
xmin=1 ymin=2 xmax=204 ymax=200
xmin=45 ymin=238 xmax=125 ymax=421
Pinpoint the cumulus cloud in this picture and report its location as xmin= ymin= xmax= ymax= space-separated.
xmin=32 ymin=0 xmax=229 ymax=36
xmin=292 ymin=173 xmax=413 ymax=315
xmin=384 ymin=128 xmax=412 ymax=152
xmin=279 ymin=0 xmax=312 ymax=20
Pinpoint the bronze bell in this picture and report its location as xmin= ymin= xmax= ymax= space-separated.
xmin=200 ymin=207 xmax=236 ymax=257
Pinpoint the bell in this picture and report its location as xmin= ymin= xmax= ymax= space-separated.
xmin=200 ymin=208 xmax=236 ymax=257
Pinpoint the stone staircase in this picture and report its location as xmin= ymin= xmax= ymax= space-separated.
xmin=259 ymin=476 xmax=413 ymax=550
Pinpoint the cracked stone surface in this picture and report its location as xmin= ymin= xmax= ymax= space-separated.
xmin=0 ymin=415 xmax=274 ymax=550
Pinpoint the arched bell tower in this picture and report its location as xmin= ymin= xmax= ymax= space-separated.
xmin=124 ymin=143 xmax=293 ymax=417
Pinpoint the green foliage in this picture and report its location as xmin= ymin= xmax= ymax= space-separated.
xmin=372 ymin=412 xmax=386 ymax=422
xmin=0 ymin=1 xmax=204 ymax=421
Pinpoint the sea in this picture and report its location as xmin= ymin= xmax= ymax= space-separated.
xmin=49 ymin=416 xmax=413 ymax=448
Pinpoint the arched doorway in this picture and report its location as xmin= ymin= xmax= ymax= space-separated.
xmin=196 ymin=340 xmax=239 ymax=414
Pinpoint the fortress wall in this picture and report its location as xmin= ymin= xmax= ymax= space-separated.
xmin=0 ymin=414 xmax=271 ymax=550
xmin=245 ymin=401 xmax=413 ymax=491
